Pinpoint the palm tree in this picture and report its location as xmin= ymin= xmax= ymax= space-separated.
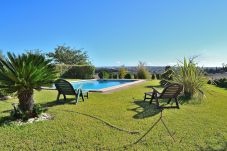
xmin=0 ymin=52 xmax=57 ymax=113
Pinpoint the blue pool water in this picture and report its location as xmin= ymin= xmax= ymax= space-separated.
xmin=71 ymin=80 xmax=137 ymax=91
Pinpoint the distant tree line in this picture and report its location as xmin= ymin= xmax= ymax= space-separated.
xmin=204 ymin=64 xmax=227 ymax=74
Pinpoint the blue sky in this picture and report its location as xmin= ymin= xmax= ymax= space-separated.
xmin=0 ymin=0 xmax=226 ymax=67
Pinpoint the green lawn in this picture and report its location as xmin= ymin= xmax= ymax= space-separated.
xmin=0 ymin=80 xmax=226 ymax=150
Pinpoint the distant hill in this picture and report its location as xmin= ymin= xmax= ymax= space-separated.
xmin=96 ymin=66 xmax=166 ymax=74
xmin=96 ymin=66 xmax=225 ymax=75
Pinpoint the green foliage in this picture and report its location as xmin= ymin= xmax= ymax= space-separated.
xmin=172 ymin=58 xmax=206 ymax=99
xmin=56 ymin=64 xmax=95 ymax=79
xmin=0 ymin=81 xmax=227 ymax=150
xmin=136 ymin=61 xmax=151 ymax=79
xmin=211 ymin=78 xmax=227 ymax=88
xmin=222 ymin=63 xmax=227 ymax=72
xmin=160 ymin=66 xmax=173 ymax=86
xmin=10 ymin=104 xmax=44 ymax=121
xmin=124 ymin=73 xmax=134 ymax=79
xmin=113 ymin=73 xmax=118 ymax=79
xmin=98 ymin=71 xmax=110 ymax=79
xmin=156 ymin=74 xmax=161 ymax=80
xmin=0 ymin=52 xmax=57 ymax=112
xmin=118 ymin=66 xmax=127 ymax=79
xmin=0 ymin=50 xmax=3 ymax=58
xmin=0 ymin=52 xmax=57 ymax=93
xmin=47 ymin=45 xmax=91 ymax=65
xmin=108 ymin=73 xmax=114 ymax=79
xmin=151 ymin=74 xmax=156 ymax=79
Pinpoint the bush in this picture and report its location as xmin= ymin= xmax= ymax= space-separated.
xmin=113 ymin=73 xmax=118 ymax=79
xmin=156 ymin=74 xmax=161 ymax=80
xmin=56 ymin=64 xmax=95 ymax=79
xmin=160 ymin=66 xmax=173 ymax=86
xmin=207 ymin=80 xmax=212 ymax=84
xmin=137 ymin=62 xmax=151 ymax=79
xmin=172 ymin=58 xmax=206 ymax=99
xmin=213 ymin=78 xmax=227 ymax=88
xmin=98 ymin=71 xmax=110 ymax=79
xmin=0 ymin=89 xmax=12 ymax=98
xmin=11 ymin=104 xmax=45 ymax=121
xmin=124 ymin=73 xmax=134 ymax=79
xmin=151 ymin=74 xmax=156 ymax=80
xmin=108 ymin=73 xmax=114 ymax=79
xmin=118 ymin=67 xmax=127 ymax=79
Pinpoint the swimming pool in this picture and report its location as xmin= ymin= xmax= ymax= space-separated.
xmin=71 ymin=80 xmax=144 ymax=92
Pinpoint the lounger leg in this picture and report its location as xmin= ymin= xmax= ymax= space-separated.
xmin=63 ymin=94 xmax=66 ymax=101
xmin=75 ymin=91 xmax=80 ymax=104
xmin=81 ymin=93 xmax=85 ymax=102
xmin=144 ymin=94 xmax=147 ymax=101
xmin=155 ymin=97 xmax=160 ymax=108
xmin=167 ymin=98 xmax=172 ymax=104
xmin=150 ymin=94 xmax=154 ymax=104
xmin=87 ymin=92 xmax=89 ymax=99
xmin=56 ymin=93 xmax=61 ymax=102
xmin=175 ymin=98 xmax=180 ymax=109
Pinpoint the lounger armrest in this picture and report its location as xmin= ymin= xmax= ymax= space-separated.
xmin=150 ymin=87 xmax=159 ymax=93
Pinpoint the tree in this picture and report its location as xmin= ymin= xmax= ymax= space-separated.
xmin=0 ymin=52 xmax=57 ymax=114
xmin=118 ymin=66 xmax=127 ymax=79
xmin=0 ymin=50 xmax=3 ymax=58
xmin=222 ymin=63 xmax=227 ymax=72
xmin=160 ymin=66 xmax=174 ymax=86
xmin=137 ymin=61 xmax=151 ymax=79
xmin=47 ymin=45 xmax=90 ymax=65
xmin=98 ymin=71 xmax=110 ymax=79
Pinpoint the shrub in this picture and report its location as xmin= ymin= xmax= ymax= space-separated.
xmin=137 ymin=62 xmax=151 ymax=79
xmin=108 ymin=73 xmax=114 ymax=79
xmin=151 ymin=74 xmax=156 ymax=80
xmin=213 ymin=78 xmax=227 ymax=88
xmin=160 ymin=66 xmax=173 ymax=86
xmin=172 ymin=58 xmax=206 ymax=99
xmin=0 ymin=89 xmax=12 ymax=98
xmin=11 ymin=104 xmax=45 ymax=121
xmin=124 ymin=73 xmax=134 ymax=79
xmin=156 ymin=74 xmax=161 ymax=80
xmin=98 ymin=71 xmax=110 ymax=79
xmin=207 ymin=80 xmax=212 ymax=84
xmin=56 ymin=64 xmax=95 ymax=79
xmin=113 ymin=73 xmax=118 ymax=79
xmin=118 ymin=67 xmax=127 ymax=79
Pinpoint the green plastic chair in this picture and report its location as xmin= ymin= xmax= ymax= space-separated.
xmin=54 ymin=79 xmax=89 ymax=103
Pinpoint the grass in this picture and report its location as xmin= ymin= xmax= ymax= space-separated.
xmin=0 ymin=80 xmax=226 ymax=150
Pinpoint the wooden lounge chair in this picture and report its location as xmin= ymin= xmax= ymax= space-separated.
xmin=144 ymin=83 xmax=183 ymax=109
xmin=54 ymin=79 xmax=89 ymax=103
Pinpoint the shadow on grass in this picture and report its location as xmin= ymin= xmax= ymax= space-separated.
xmin=0 ymin=98 xmax=80 ymax=126
xmin=198 ymin=141 xmax=227 ymax=151
xmin=39 ymin=98 xmax=78 ymax=108
xmin=128 ymin=100 xmax=161 ymax=119
xmin=144 ymin=85 xmax=163 ymax=89
xmin=0 ymin=116 xmax=12 ymax=126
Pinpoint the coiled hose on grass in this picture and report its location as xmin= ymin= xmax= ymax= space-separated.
xmin=57 ymin=109 xmax=140 ymax=135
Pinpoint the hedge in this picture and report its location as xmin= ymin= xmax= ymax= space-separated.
xmin=98 ymin=71 xmax=110 ymax=79
xmin=56 ymin=64 xmax=95 ymax=79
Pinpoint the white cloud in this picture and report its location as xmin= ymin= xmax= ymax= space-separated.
xmin=116 ymin=61 xmax=121 ymax=64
